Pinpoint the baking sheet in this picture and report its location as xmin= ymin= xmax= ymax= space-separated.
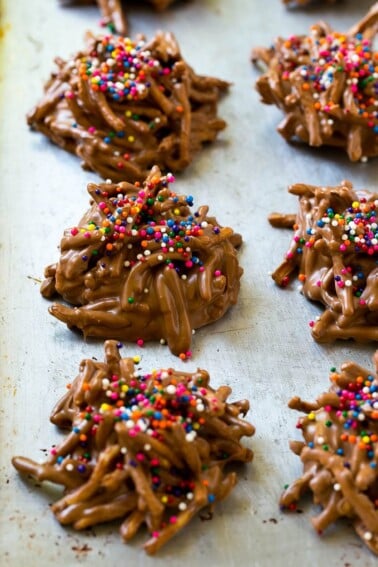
xmin=0 ymin=0 xmax=377 ymax=565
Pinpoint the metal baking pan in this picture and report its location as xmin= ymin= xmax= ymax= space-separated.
xmin=0 ymin=0 xmax=377 ymax=565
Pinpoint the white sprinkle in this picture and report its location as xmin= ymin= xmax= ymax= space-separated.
xmin=160 ymin=338 xmax=166 ymax=345
xmin=121 ymin=447 xmax=127 ymax=454
xmin=364 ymin=532 xmax=373 ymax=541
xmin=166 ymin=385 xmax=176 ymax=395
xmin=185 ymin=431 xmax=197 ymax=442
xmin=144 ymin=444 xmax=151 ymax=451
xmin=178 ymin=502 xmax=187 ymax=511
xmin=333 ymin=483 xmax=341 ymax=491
xmin=316 ymin=436 xmax=324 ymax=444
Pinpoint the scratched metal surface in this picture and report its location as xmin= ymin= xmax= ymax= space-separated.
xmin=0 ymin=0 xmax=377 ymax=565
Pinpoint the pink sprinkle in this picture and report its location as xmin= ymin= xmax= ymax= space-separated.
xmin=71 ymin=227 xmax=78 ymax=236
xmin=137 ymin=339 xmax=144 ymax=347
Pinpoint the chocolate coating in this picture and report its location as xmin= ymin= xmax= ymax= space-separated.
xmin=41 ymin=166 xmax=243 ymax=356
xmin=252 ymin=3 xmax=378 ymax=161
xmin=281 ymin=353 xmax=378 ymax=555
xmin=269 ymin=181 xmax=378 ymax=343
xmin=61 ymin=0 xmax=177 ymax=35
xmin=27 ymin=31 xmax=229 ymax=183
xmin=12 ymin=340 xmax=254 ymax=555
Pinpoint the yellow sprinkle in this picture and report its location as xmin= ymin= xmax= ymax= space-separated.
xmin=174 ymin=208 xmax=180 ymax=215
xmin=161 ymin=496 xmax=168 ymax=503
xmin=362 ymin=436 xmax=370 ymax=444
xmin=193 ymin=423 xmax=200 ymax=430
xmin=125 ymin=110 xmax=132 ymax=117
xmin=100 ymin=403 xmax=111 ymax=412
xmin=128 ymin=135 xmax=135 ymax=143
xmin=133 ymin=355 xmax=141 ymax=363
xmin=308 ymin=413 xmax=315 ymax=421
xmin=352 ymin=201 xmax=359 ymax=209
xmin=121 ymin=385 xmax=129 ymax=392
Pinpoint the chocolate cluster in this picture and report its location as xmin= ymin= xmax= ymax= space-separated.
xmin=281 ymin=353 xmax=378 ymax=555
xmin=252 ymin=4 xmax=378 ymax=161
xmin=28 ymin=31 xmax=229 ymax=182
xmin=269 ymin=181 xmax=378 ymax=343
xmin=13 ymin=341 xmax=254 ymax=554
xmin=61 ymin=0 xmax=177 ymax=34
xmin=41 ymin=166 xmax=243 ymax=356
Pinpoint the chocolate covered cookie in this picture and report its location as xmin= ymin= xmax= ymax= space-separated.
xmin=12 ymin=341 xmax=254 ymax=554
xmin=269 ymin=180 xmax=378 ymax=343
xmin=41 ymin=166 xmax=243 ymax=357
xmin=252 ymin=3 xmax=378 ymax=161
xmin=28 ymin=32 xmax=229 ymax=182
xmin=281 ymin=353 xmax=378 ymax=555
